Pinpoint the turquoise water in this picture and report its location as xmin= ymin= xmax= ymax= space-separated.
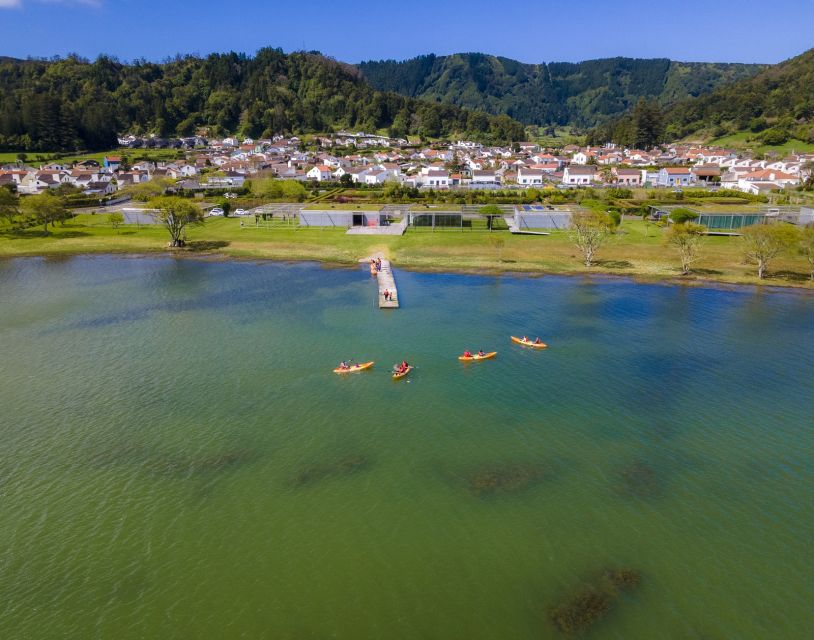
xmin=0 ymin=256 xmax=812 ymax=639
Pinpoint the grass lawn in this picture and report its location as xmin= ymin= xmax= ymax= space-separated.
xmin=0 ymin=147 xmax=185 ymax=166
xmin=707 ymin=132 xmax=814 ymax=155
xmin=2 ymin=215 xmax=812 ymax=289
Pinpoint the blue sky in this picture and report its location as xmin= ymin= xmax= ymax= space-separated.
xmin=1 ymin=0 xmax=812 ymax=64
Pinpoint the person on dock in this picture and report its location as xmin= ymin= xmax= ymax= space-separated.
xmin=376 ymin=258 xmax=382 ymax=271
xmin=384 ymin=289 xmax=390 ymax=301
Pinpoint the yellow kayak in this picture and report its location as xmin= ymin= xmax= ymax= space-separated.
xmin=458 ymin=351 xmax=497 ymax=361
xmin=333 ymin=361 xmax=374 ymax=374
xmin=392 ymin=365 xmax=413 ymax=380
xmin=511 ymin=336 xmax=548 ymax=349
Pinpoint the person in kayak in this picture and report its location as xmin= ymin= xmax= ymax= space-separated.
xmin=339 ymin=360 xmax=350 ymax=370
xmin=534 ymin=337 xmax=543 ymax=344
xmin=463 ymin=350 xmax=472 ymax=358
xmin=478 ymin=350 xmax=486 ymax=357
xmin=522 ymin=336 xmax=529 ymax=343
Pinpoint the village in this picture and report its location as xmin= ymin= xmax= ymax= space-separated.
xmin=1 ymin=130 xmax=812 ymax=199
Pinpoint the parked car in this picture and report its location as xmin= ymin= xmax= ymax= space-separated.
xmin=234 ymin=208 xmax=247 ymax=216
xmin=208 ymin=207 xmax=224 ymax=217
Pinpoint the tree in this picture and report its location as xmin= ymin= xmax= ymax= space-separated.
xmin=108 ymin=211 xmax=124 ymax=230
xmin=632 ymin=98 xmax=664 ymax=149
xmin=219 ymin=200 xmax=231 ymax=217
xmin=800 ymin=225 xmax=814 ymax=281
xmin=0 ymin=187 xmax=20 ymax=226
xmin=21 ymin=192 xmax=68 ymax=234
xmin=149 ymin=196 xmax=204 ymax=247
xmin=488 ymin=235 xmax=506 ymax=262
xmin=125 ymin=178 xmax=173 ymax=202
xmin=339 ymin=173 xmax=353 ymax=187
xmin=666 ymin=223 xmax=705 ymax=275
xmin=479 ymin=204 xmax=502 ymax=231
xmin=570 ymin=211 xmax=612 ymax=267
xmin=669 ymin=208 xmax=699 ymax=224
xmin=740 ymin=223 xmax=800 ymax=279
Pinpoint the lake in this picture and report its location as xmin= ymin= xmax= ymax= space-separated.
xmin=0 ymin=256 xmax=812 ymax=639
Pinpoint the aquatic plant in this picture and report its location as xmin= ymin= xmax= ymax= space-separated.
xmin=292 ymin=454 xmax=370 ymax=488
xmin=617 ymin=460 xmax=662 ymax=498
xmin=468 ymin=463 xmax=550 ymax=497
xmin=551 ymin=585 xmax=614 ymax=634
xmin=550 ymin=567 xmax=643 ymax=635
xmin=604 ymin=567 xmax=642 ymax=591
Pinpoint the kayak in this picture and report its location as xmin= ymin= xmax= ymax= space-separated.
xmin=392 ymin=365 xmax=413 ymax=380
xmin=458 ymin=351 xmax=497 ymax=361
xmin=511 ymin=336 xmax=548 ymax=349
xmin=333 ymin=361 xmax=374 ymax=374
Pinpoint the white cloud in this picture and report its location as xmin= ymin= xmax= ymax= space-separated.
xmin=0 ymin=0 xmax=22 ymax=8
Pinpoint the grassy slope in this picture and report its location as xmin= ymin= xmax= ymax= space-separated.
xmin=706 ymin=132 xmax=814 ymax=155
xmin=0 ymin=148 xmax=184 ymax=165
xmin=1 ymin=215 xmax=812 ymax=289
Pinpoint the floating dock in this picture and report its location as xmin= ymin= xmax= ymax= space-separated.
xmin=362 ymin=254 xmax=399 ymax=309
xmin=376 ymin=258 xmax=399 ymax=309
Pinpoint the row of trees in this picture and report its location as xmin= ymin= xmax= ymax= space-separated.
xmin=570 ymin=210 xmax=814 ymax=280
xmin=0 ymin=50 xmax=525 ymax=151
xmin=0 ymin=188 xmax=70 ymax=232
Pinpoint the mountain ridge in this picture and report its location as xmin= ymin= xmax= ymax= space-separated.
xmin=357 ymin=53 xmax=766 ymax=128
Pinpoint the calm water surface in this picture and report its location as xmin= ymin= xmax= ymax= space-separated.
xmin=0 ymin=256 xmax=812 ymax=639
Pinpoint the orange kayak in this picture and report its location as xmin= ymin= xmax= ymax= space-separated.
xmin=392 ymin=365 xmax=413 ymax=380
xmin=333 ymin=361 xmax=374 ymax=374
xmin=511 ymin=336 xmax=548 ymax=349
xmin=458 ymin=351 xmax=497 ymax=361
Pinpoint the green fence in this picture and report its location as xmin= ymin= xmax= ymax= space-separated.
xmin=696 ymin=213 xmax=764 ymax=229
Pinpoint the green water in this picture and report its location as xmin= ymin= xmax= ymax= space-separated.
xmin=0 ymin=256 xmax=812 ymax=639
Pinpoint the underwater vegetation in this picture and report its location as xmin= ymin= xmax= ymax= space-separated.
xmin=291 ymin=454 xmax=370 ymax=488
xmin=89 ymin=442 xmax=259 ymax=480
xmin=550 ymin=567 xmax=643 ymax=635
xmin=467 ymin=462 xmax=552 ymax=497
xmin=616 ymin=459 xmax=663 ymax=499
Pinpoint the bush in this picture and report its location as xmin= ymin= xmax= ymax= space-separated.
xmin=760 ymin=128 xmax=789 ymax=146
xmin=669 ymin=208 xmax=699 ymax=224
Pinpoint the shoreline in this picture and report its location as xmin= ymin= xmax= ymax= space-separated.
xmin=3 ymin=246 xmax=813 ymax=295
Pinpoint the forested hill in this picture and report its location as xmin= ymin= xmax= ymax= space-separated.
xmin=589 ymin=47 xmax=814 ymax=148
xmin=0 ymin=49 xmax=525 ymax=151
xmin=357 ymin=54 xmax=765 ymax=128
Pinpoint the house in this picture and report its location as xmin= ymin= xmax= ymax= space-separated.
xmin=657 ymin=167 xmax=694 ymax=188
xmin=691 ymin=166 xmax=721 ymax=185
xmin=517 ymin=168 xmax=545 ymax=186
xmin=306 ymin=165 xmax=334 ymax=181
xmin=562 ymin=166 xmax=597 ymax=185
xmin=470 ymin=169 xmax=500 ymax=185
xmin=614 ymin=168 xmax=643 ymax=187
xmin=83 ymin=181 xmax=116 ymax=196
xmin=423 ymin=169 xmax=450 ymax=188
xmin=364 ymin=169 xmax=389 ymax=185
xmin=736 ymin=169 xmax=800 ymax=193
xmin=103 ymin=156 xmax=122 ymax=170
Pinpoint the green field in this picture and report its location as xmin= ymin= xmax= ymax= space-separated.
xmin=0 ymin=148 xmax=185 ymax=166
xmin=2 ymin=214 xmax=812 ymax=289
xmin=707 ymin=132 xmax=814 ymax=155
